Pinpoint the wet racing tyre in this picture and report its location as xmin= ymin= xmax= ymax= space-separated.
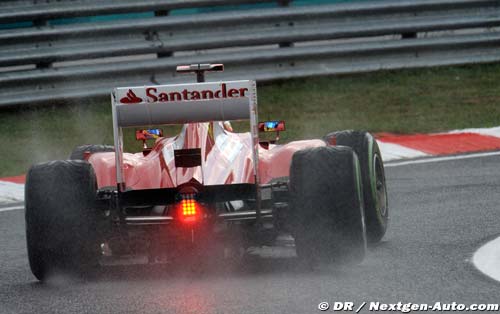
xmin=289 ymin=146 xmax=367 ymax=265
xmin=25 ymin=160 xmax=101 ymax=281
xmin=324 ymin=131 xmax=388 ymax=243
xmin=70 ymin=144 xmax=114 ymax=160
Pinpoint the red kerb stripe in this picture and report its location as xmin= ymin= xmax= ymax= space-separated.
xmin=378 ymin=133 xmax=500 ymax=155
xmin=0 ymin=175 xmax=26 ymax=184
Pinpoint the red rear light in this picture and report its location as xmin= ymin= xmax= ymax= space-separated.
xmin=179 ymin=194 xmax=198 ymax=222
xmin=182 ymin=198 xmax=197 ymax=216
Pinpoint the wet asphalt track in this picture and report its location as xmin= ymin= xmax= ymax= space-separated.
xmin=1 ymin=154 xmax=500 ymax=314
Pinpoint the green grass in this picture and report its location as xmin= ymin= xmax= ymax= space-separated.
xmin=1 ymin=63 xmax=500 ymax=177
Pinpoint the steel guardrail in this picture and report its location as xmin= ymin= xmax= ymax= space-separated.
xmin=0 ymin=0 xmax=277 ymax=23
xmin=0 ymin=0 xmax=499 ymax=108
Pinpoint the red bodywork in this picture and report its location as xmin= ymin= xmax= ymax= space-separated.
xmin=89 ymin=122 xmax=325 ymax=190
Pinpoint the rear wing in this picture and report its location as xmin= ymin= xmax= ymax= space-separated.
xmin=111 ymin=80 xmax=259 ymax=192
xmin=113 ymin=80 xmax=255 ymax=126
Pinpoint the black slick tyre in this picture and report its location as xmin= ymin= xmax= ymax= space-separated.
xmin=69 ymin=144 xmax=114 ymax=160
xmin=289 ymin=146 xmax=367 ymax=265
xmin=25 ymin=160 xmax=101 ymax=281
xmin=324 ymin=131 xmax=388 ymax=243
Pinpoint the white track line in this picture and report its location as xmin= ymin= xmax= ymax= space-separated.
xmin=0 ymin=205 xmax=24 ymax=212
xmin=472 ymin=236 xmax=500 ymax=283
xmin=385 ymin=151 xmax=500 ymax=167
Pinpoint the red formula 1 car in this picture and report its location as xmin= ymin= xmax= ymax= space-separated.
xmin=25 ymin=64 xmax=388 ymax=281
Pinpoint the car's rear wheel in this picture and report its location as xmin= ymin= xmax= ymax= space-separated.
xmin=25 ymin=160 xmax=102 ymax=281
xmin=289 ymin=146 xmax=367 ymax=265
xmin=69 ymin=144 xmax=114 ymax=160
xmin=324 ymin=131 xmax=388 ymax=243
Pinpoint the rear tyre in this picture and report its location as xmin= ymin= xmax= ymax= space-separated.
xmin=25 ymin=160 xmax=101 ymax=281
xmin=289 ymin=146 xmax=367 ymax=265
xmin=324 ymin=131 xmax=388 ymax=243
xmin=69 ymin=144 xmax=114 ymax=160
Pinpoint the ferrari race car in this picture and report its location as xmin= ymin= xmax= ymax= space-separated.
xmin=25 ymin=64 xmax=388 ymax=281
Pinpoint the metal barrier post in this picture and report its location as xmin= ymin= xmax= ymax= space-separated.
xmin=154 ymin=9 xmax=173 ymax=58
xmin=278 ymin=0 xmax=294 ymax=48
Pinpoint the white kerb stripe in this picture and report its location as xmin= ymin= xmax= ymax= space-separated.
xmin=448 ymin=126 xmax=500 ymax=139
xmin=377 ymin=140 xmax=429 ymax=162
xmin=0 ymin=181 xmax=24 ymax=203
